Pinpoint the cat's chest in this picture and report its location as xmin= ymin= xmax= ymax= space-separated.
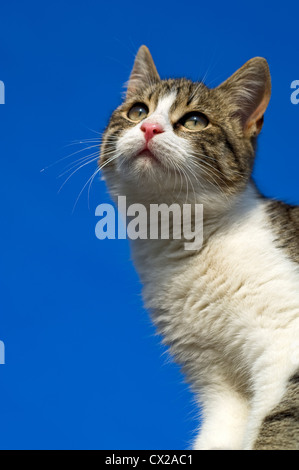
xmin=136 ymin=203 xmax=299 ymax=351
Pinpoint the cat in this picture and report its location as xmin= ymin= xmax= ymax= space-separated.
xmin=99 ymin=46 xmax=299 ymax=450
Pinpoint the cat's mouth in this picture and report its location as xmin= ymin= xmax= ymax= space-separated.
xmin=134 ymin=148 xmax=161 ymax=164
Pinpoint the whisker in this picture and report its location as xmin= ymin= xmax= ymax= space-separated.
xmin=41 ymin=144 xmax=101 ymax=173
xmin=58 ymin=154 xmax=99 ymax=178
xmin=72 ymin=153 xmax=121 ymax=212
xmin=60 ymin=144 xmax=121 ymax=177
xmin=62 ymin=151 xmax=100 ymax=170
xmin=189 ymin=151 xmax=243 ymax=178
xmin=41 ymin=134 xmax=118 ymax=173
xmin=62 ymin=139 xmax=101 ymax=148
xmin=187 ymin=159 xmax=230 ymax=200
xmin=58 ymin=157 xmax=101 ymax=194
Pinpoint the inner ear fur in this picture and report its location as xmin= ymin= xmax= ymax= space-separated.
xmin=218 ymin=57 xmax=271 ymax=137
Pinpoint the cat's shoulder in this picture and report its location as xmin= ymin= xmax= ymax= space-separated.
xmin=265 ymin=198 xmax=299 ymax=264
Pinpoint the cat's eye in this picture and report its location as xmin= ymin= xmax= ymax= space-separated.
xmin=127 ymin=103 xmax=149 ymax=121
xmin=180 ymin=112 xmax=209 ymax=131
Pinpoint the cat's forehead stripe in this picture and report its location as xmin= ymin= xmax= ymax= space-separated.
xmin=155 ymin=92 xmax=178 ymax=115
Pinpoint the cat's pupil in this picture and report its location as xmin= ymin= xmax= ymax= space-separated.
xmin=189 ymin=116 xmax=200 ymax=127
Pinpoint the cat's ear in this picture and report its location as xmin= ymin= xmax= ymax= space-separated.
xmin=217 ymin=58 xmax=271 ymax=137
xmin=126 ymin=45 xmax=160 ymax=98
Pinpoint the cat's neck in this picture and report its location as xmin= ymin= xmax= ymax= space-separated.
xmin=117 ymin=176 xmax=260 ymax=213
xmin=123 ymin=180 xmax=262 ymax=277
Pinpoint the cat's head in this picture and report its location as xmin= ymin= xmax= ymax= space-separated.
xmin=100 ymin=46 xmax=271 ymax=206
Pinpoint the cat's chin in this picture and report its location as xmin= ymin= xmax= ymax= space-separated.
xmin=120 ymin=149 xmax=167 ymax=179
xmin=135 ymin=149 xmax=160 ymax=163
xmin=115 ymin=158 xmax=177 ymax=191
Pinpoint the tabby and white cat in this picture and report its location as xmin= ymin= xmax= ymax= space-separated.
xmin=100 ymin=46 xmax=299 ymax=450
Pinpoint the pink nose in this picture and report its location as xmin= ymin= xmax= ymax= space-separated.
xmin=141 ymin=122 xmax=164 ymax=142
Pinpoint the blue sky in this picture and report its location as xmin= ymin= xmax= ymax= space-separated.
xmin=0 ymin=0 xmax=298 ymax=450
